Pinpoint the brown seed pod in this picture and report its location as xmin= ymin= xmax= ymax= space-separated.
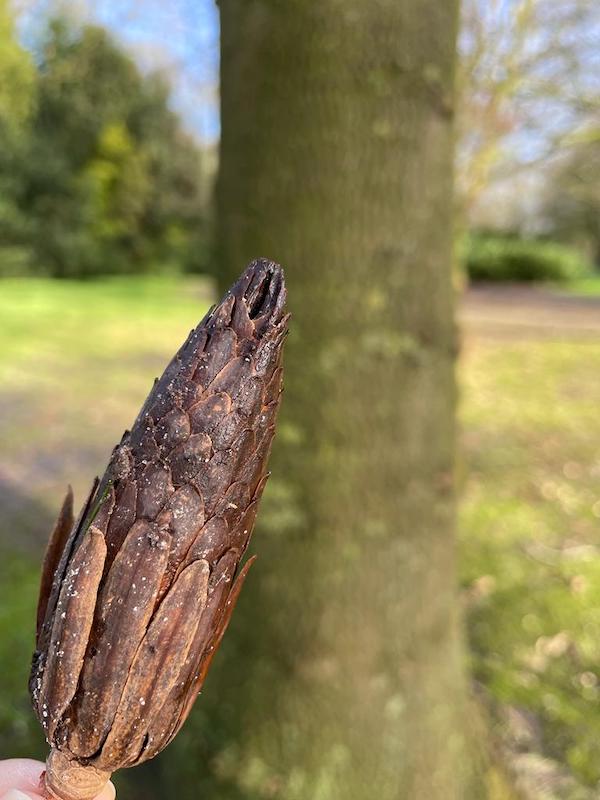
xmin=30 ymin=260 xmax=288 ymax=800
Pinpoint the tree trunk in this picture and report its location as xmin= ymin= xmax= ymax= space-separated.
xmin=183 ymin=2 xmax=480 ymax=797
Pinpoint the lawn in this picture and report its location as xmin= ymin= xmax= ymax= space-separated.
xmin=1 ymin=277 xmax=600 ymax=796
xmin=460 ymin=330 xmax=600 ymax=794
xmin=0 ymin=276 xmax=212 ymax=534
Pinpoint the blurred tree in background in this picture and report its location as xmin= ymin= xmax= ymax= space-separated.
xmin=0 ymin=0 xmax=36 ymax=129
xmin=0 ymin=0 xmax=37 ymax=275
xmin=454 ymin=0 xmax=600 ymax=282
xmin=457 ymin=0 xmax=599 ymax=225
xmin=0 ymin=11 xmax=208 ymax=277
xmin=542 ymin=127 xmax=600 ymax=265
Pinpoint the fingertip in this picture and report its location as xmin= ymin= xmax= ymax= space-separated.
xmin=96 ymin=780 xmax=116 ymax=800
xmin=1 ymin=790 xmax=46 ymax=800
xmin=0 ymin=760 xmax=45 ymax=796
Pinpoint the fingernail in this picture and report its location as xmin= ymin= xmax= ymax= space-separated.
xmin=2 ymin=791 xmax=33 ymax=800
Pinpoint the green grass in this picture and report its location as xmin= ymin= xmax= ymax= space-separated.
xmin=2 ymin=276 xmax=600 ymax=792
xmin=459 ymin=337 xmax=600 ymax=788
xmin=0 ymin=276 xmax=212 ymax=518
xmin=562 ymin=276 xmax=600 ymax=296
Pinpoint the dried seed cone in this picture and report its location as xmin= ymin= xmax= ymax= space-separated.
xmin=30 ymin=260 xmax=288 ymax=800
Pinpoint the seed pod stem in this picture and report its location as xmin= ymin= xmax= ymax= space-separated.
xmin=45 ymin=749 xmax=111 ymax=800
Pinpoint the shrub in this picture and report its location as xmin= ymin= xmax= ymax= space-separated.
xmin=464 ymin=235 xmax=593 ymax=283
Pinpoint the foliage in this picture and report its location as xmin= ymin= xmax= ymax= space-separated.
xmin=0 ymin=0 xmax=37 ymax=272
xmin=464 ymin=235 xmax=593 ymax=283
xmin=0 ymin=14 xmax=208 ymax=278
xmin=542 ymin=131 xmax=600 ymax=267
xmin=0 ymin=0 xmax=36 ymax=131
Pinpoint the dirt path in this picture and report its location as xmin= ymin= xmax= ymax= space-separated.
xmin=461 ymin=284 xmax=600 ymax=340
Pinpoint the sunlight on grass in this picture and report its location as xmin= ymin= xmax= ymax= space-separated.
xmin=0 ymin=276 xmax=213 ymax=512
xmin=0 ymin=276 xmax=215 ymax=492
xmin=460 ymin=337 xmax=600 ymax=787
xmin=562 ymin=277 xmax=600 ymax=297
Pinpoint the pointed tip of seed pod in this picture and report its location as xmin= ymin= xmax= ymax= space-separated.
xmin=235 ymin=258 xmax=286 ymax=323
xmin=207 ymin=259 xmax=287 ymax=337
